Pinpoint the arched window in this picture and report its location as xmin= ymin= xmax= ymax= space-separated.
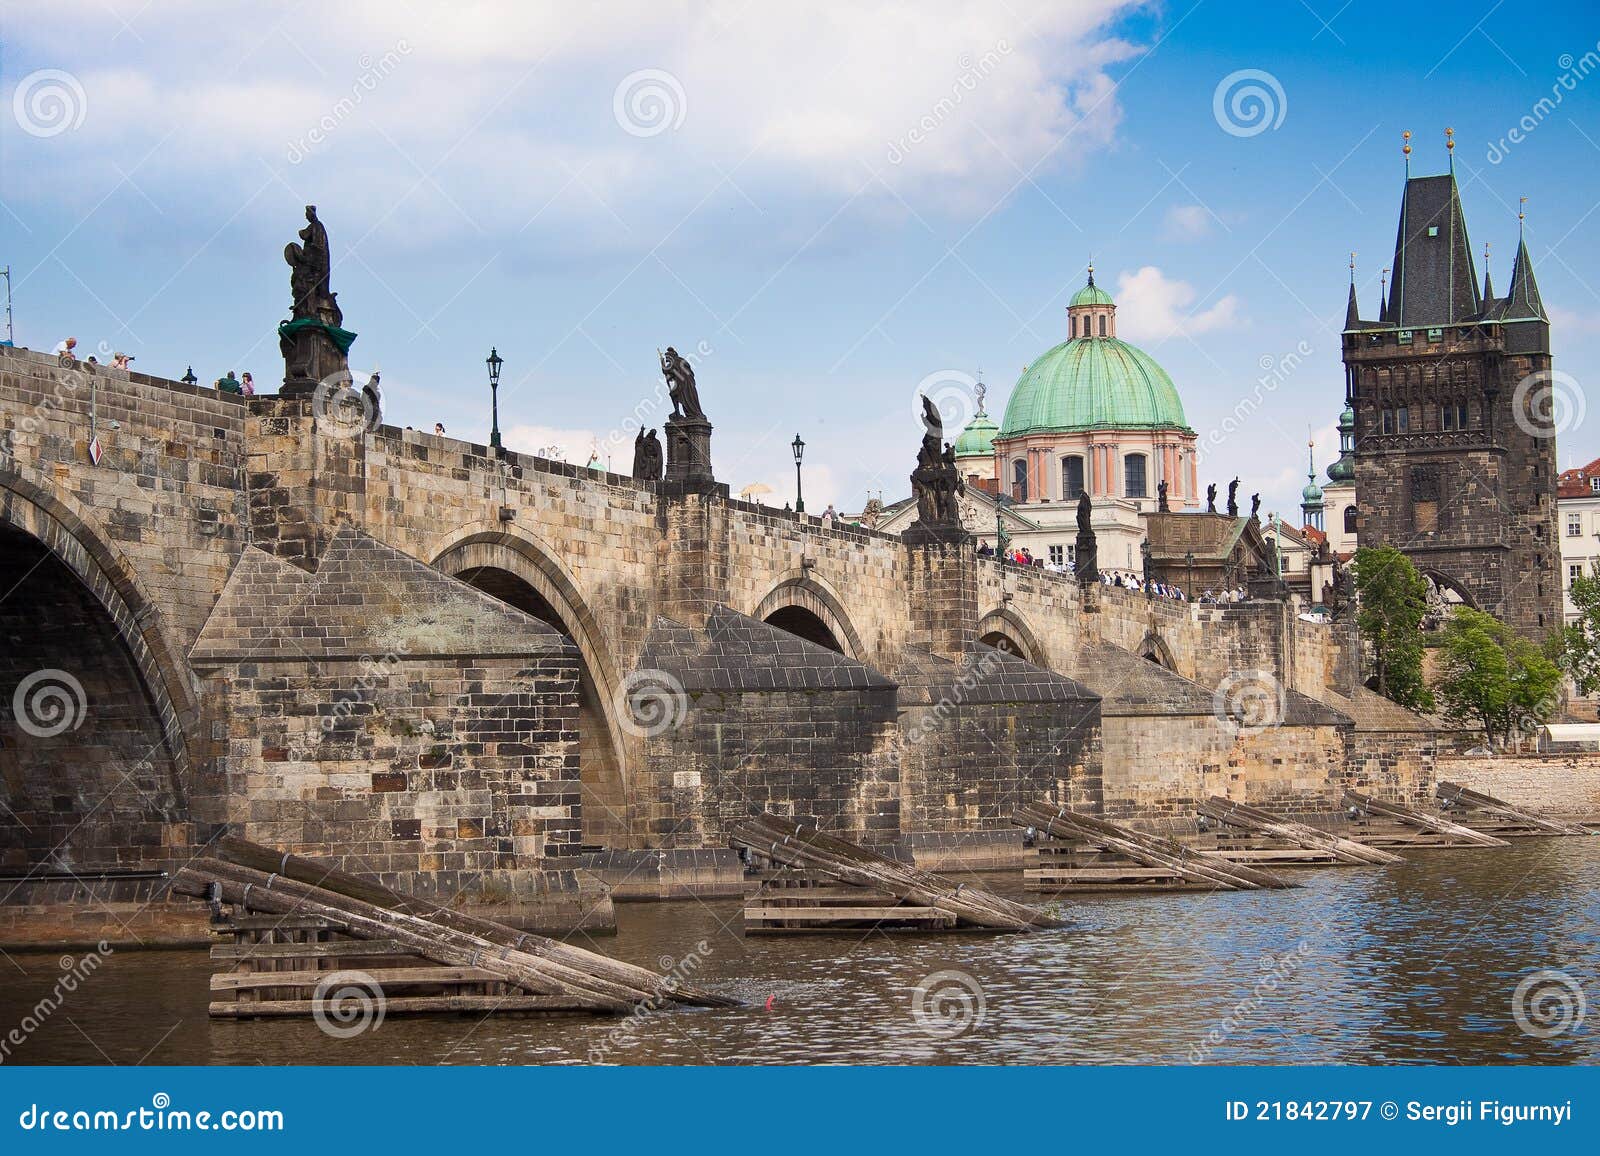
xmin=1124 ymin=453 xmax=1147 ymax=498
xmin=1012 ymin=459 xmax=1029 ymax=503
xmin=1343 ymin=505 xmax=1358 ymax=533
xmin=1062 ymin=455 xmax=1085 ymax=499
xmin=1098 ymin=314 xmax=1107 ymax=336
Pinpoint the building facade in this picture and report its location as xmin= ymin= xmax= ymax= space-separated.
xmin=1342 ymin=165 xmax=1559 ymax=639
xmin=1559 ymin=456 xmax=1600 ymax=623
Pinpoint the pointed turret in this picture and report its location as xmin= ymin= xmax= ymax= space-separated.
xmin=1344 ymin=281 xmax=1361 ymax=330
xmin=1481 ymin=241 xmax=1494 ymax=303
xmin=1503 ymin=233 xmax=1545 ymax=320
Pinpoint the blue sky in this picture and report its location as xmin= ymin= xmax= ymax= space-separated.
xmin=3 ymin=1 xmax=1598 ymax=518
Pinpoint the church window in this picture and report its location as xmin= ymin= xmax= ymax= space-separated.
xmin=1343 ymin=505 xmax=1358 ymax=534
xmin=1011 ymin=458 xmax=1028 ymax=503
xmin=1098 ymin=314 xmax=1107 ymax=336
xmin=1062 ymin=455 xmax=1085 ymax=499
xmin=1124 ymin=454 xmax=1148 ymax=498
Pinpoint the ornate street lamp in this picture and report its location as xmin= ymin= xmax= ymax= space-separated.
xmin=791 ymin=433 xmax=806 ymax=513
xmin=486 ymin=347 xmax=504 ymax=451
xmin=181 ymin=365 xmax=197 ymax=386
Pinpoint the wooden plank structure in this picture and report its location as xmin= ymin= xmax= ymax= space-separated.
xmin=1435 ymin=781 xmax=1593 ymax=838
xmin=729 ymin=814 xmax=1061 ymax=934
xmin=1340 ymin=790 xmax=1508 ymax=849
xmin=1014 ymin=803 xmax=1298 ymax=893
xmin=174 ymin=845 xmax=738 ymax=1020
xmin=1192 ymin=797 xmax=1404 ymax=867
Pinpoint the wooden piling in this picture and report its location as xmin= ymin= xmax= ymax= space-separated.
xmin=1195 ymin=797 xmax=1404 ymax=866
xmin=1434 ymin=782 xmax=1593 ymax=837
xmin=1340 ymin=790 xmax=1508 ymax=848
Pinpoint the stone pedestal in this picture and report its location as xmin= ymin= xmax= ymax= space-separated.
xmin=664 ymin=415 xmax=714 ymax=489
xmin=279 ymin=319 xmax=352 ymax=399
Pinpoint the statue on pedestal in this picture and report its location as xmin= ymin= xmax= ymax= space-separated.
xmin=910 ymin=394 xmax=963 ymax=532
xmin=660 ymin=347 xmax=705 ymax=420
xmin=658 ymin=346 xmax=713 ymax=487
xmin=1157 ymin=479 xmax=1169 ymax=512
xmin=1074 ymin=491 xmax=1099 ymax=586
xmin=1206 ymin=483 xmax=1217 ymax=514
xmin=278 ymin=206 xmax=357 ymax=399
xmin=1227 ymin=477 xmax=1240 ymax=517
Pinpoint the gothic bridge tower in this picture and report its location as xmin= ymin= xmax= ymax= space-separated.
xmin=1342 ymin=134 xmax=1558 ymax=639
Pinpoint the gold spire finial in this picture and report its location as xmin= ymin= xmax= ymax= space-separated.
xmin=1519 ymin=195 xmax=1527 ymax=221
xmin=1445 ymin=126 xmax=1455 ymax=151
xmin=1402 ymin=129 xmax=1412 ymax=155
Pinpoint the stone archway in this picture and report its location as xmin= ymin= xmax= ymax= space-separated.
xmin=431 ymin=529 xmax=629 ymax=848
xmin=975 ymin=607 xmax=1045 ymax=667
xmin=0 ymin=472 xmax=196 ymax=870
xmin=1136 ymin=631 xmax=1177 ymax=670
xmin=751 ymin=572 xmax=865 ymax=660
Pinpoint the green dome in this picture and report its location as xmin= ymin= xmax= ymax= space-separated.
xmin=1302 ymin=479 xmax=1325 ymax=502
xmin=953 ymin=410 xmax=998 ymax=458
xmin=998 ymin=337 xmax=1191 ymax=437
xmin=1069 ymin=281 xmax=1115 ymax=308
xmin=1327 ymin=405 xmax=1356 ymax=483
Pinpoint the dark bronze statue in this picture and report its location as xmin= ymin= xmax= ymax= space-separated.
xmin=1157 ymin=479 xmax=1169 ymax=512
xmin=285 ymin=205 xmax=340 ymax=325
xmin=1227 ymin=477 xmax=1239 ymax=517
xmin=1251 ymin=492 xmax=1261 ymax=520
xmin=632 ymin=428 xmax=663 ymax=481
xmin=1206 ymin=482 xmax=1217 ymax=514
xmin=1074 ymin=491 xmax=1099 ymax=586
xmin=911 ymin=394 xmax=963 ymax=528
xmin=660 ymin=347 xmax=705 ymax=421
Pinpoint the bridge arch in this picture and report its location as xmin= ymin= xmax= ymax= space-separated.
xmin=975 ymin=607 xmax=1045 ymax=667
xmin=0 ymin=468 xmax=196 ymax=868
xmin=1135 ymin=631 xmax=1177 ymax=670
xmin=431 ymin=527 xmax=630 ymax=847
xmin=750 ymin=571 xmax=864 ymax=659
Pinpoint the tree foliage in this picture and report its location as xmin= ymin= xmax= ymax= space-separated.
xmin=1556 ymin=569 xmax=1600 ymax=696
xmin=1352 ymin=545 xmax=1433 ymax=712
xmin=1433 ymin=606 xmax=1563 ymax=746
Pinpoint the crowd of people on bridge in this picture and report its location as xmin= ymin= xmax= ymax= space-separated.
xmin=976 ymin=541 xmax=1254 ymax=605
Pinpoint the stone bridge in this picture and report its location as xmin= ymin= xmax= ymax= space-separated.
xmin=0 ymin=344 xmax=1438 ymax=897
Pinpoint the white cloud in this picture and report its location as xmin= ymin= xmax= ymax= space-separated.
xmin=1162 ymin=203 xmax=1215 ymax=240
xmin=1114 ymin=266 xmax=1241 ymax=340
xmin=3 ymin=1 xmax=1150 ymax=248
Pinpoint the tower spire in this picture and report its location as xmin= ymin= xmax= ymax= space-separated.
xmin=1345 ymin=252 xmax=1361 ymax=330
xmin=1482 ymin=241 xmax=1494 ymax=301
xmin=1379 ymin=266 xmax=1389 ymax=319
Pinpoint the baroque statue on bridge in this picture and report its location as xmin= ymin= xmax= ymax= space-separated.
xmin=660 ymin=347 xmax=705 ymax=421
xmin=1075 ymin=491 xmax=1099 ymax=586
xmin=1206 ymin=482 xmax=1217 ymax=514
xmin=910 ymin=394 xmax=963 ymax=531
xmin=632 ymin=428 xmax=664 ymax=481
xmin=278 ymin=205 xmax=357 ymax=400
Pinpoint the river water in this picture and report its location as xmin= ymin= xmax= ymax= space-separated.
xmin=3 ymin=838 xmax=1597 ymax=1065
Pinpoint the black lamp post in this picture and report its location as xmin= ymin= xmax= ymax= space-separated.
xmin=486 ymin=347 xmax=503 ymax=451
xmin=181 ymin=365 xmax=197 ymax=386
xmin=1185 ymin=550 xmax=1196 ymax=599
xmin=791 ymin=433 xmax=806 ymax=513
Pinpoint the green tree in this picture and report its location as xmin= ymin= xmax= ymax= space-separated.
xmin=1556 ymin=569 xmax=1600 ymax=695
xmin=1352 ymin=545 xmax=1433 ymax=711
xmin=1433 ymin=606 xmax=1563 ymax=746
